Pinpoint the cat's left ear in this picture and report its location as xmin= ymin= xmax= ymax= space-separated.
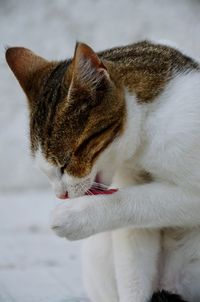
xmin=72 ymin=42 xmax=110 ymax=88
xmin=5 ymin=47 xmax=48 ymax=94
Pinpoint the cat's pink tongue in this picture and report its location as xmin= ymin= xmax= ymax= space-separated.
xmin=58 ymin=188 xmax=118 ymax=199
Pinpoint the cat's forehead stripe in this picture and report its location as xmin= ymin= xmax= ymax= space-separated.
xmin=44 ymin=59 xmax=71 ymax=96
xmin=42 ymin=59 xmax=71 ymax=110
xmin=31 ymin=60 xmax=72 ymax=147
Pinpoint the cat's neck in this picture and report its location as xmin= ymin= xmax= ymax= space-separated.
xmin=97 ymin=90 xmax=144 ymax=181
xmin=103 ymin=59 xmax=168 ymax=104
xmin=110 ymin=89 xmax=145 ymax=166
xmin=101 ymin=41 xmax=198 ymax=103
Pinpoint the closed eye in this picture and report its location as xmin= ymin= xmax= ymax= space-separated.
xmin=60 ymin=151 xmax=72 ymax=174
xmin=60 ymin=164 xmax=67 ymax=175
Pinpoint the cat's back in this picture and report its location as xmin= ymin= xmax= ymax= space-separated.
xmin=99 ymin=41 xmax=200 ymax=103
xmin=99 ymin=40 xmax=199 ymax=74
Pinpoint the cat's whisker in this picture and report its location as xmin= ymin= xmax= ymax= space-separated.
xmin=93 ymin=181 xmax=109 ymax=189
xmin=87 ymin=189 xmax=94 ymax=195
xmin=92 ymin=185 xmax=109 ymax=191
xmin=80 ymin=182 xmax=89 ymax=195
xmin=91 ymin=185 xmax=104 ymax=191
xmin=93 ymin=184 xmax=108 ymax=189
xmin=93 ymin=181 xmax=109 ymax=187
xmin=93 ymin=188 xmax=107 ymax=194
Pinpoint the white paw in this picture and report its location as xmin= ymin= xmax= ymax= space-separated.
xmin=50 ymin=197 xmax=97 ymax=240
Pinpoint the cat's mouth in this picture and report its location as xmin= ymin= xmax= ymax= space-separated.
xmin=58 ymin=174 xmax=117 ymax=199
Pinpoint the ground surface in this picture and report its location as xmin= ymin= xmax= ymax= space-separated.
xmin=0 ymin=190 xmax=86 ymax=302
xmin=1 ymin=0 xmax=200 ymax=301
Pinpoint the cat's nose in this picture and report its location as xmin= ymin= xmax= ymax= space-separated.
xmin=57 ymin=192 xmax=69 ymax=199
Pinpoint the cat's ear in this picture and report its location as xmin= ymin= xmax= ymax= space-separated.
xmin=72 ymin=42 xmax=109 ymax=88
xmin=5 ymin=47 xmax=48 ymax=93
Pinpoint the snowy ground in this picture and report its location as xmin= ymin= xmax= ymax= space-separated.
xmin=1 ymin=0 xmax=200 ymax=301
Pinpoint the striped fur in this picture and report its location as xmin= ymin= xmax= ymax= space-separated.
xmin=5 ymin=41 xmax=199 ymax=177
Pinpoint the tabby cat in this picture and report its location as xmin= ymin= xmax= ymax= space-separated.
xmin=6 ymin=41 xmax=200 ymax=302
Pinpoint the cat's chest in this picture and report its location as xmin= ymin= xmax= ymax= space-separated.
xmin=136 ymin=140 xmax=174 ymax=182
xmin=136 ymin=120 xmax=200 ymax=189
xmin=121 ymin=72 xmax=200 ymax=188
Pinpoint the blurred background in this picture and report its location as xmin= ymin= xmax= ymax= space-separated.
xmin=1 ymin=0 xmax=200 ymax=301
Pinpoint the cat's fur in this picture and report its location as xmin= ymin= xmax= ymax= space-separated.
xmin=6 ymin=41 xmax=200 ymax=302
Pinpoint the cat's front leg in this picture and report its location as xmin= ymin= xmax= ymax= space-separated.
xmin=112 ymin=228 xmax=160 ymax=302
xmin=51 ymin=182 xmax=200 ymax=241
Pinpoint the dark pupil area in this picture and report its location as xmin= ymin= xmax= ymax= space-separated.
xmin=60 ymin=165 xmax=66 ymax=175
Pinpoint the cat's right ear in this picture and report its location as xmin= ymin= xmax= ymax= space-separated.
xmin=5 ymin=47 xmax=47 ymax=93
xmin=72 ymin=42 xmax=110 ymax=89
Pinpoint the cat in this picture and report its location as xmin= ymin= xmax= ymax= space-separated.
xmin=6 ymin=40 xmax=200 ymax=302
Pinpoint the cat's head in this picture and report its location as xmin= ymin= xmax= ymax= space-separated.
xmin=6 ymin=43 xmax=125 ymax=198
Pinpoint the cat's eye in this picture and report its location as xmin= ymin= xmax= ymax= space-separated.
xmin=60 ymin=165 xmax=66 ymax=175
xmin=60 ymin=152 xmax=72 ymax=175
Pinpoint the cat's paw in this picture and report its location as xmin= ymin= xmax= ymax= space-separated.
xmin=50 ymin=197 xmax=98 ymax=240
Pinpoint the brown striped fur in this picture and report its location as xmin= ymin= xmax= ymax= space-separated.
xmin=5 ymin=41 xmax=199 ymax=177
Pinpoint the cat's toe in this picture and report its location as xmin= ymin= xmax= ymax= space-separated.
xmin=50 ymin=200 xmax=91 ymax=240
xmin=51 ymin=225 xmax=66 ymax=237
xmin=50 ymin=211 xmax=68 ymax=237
